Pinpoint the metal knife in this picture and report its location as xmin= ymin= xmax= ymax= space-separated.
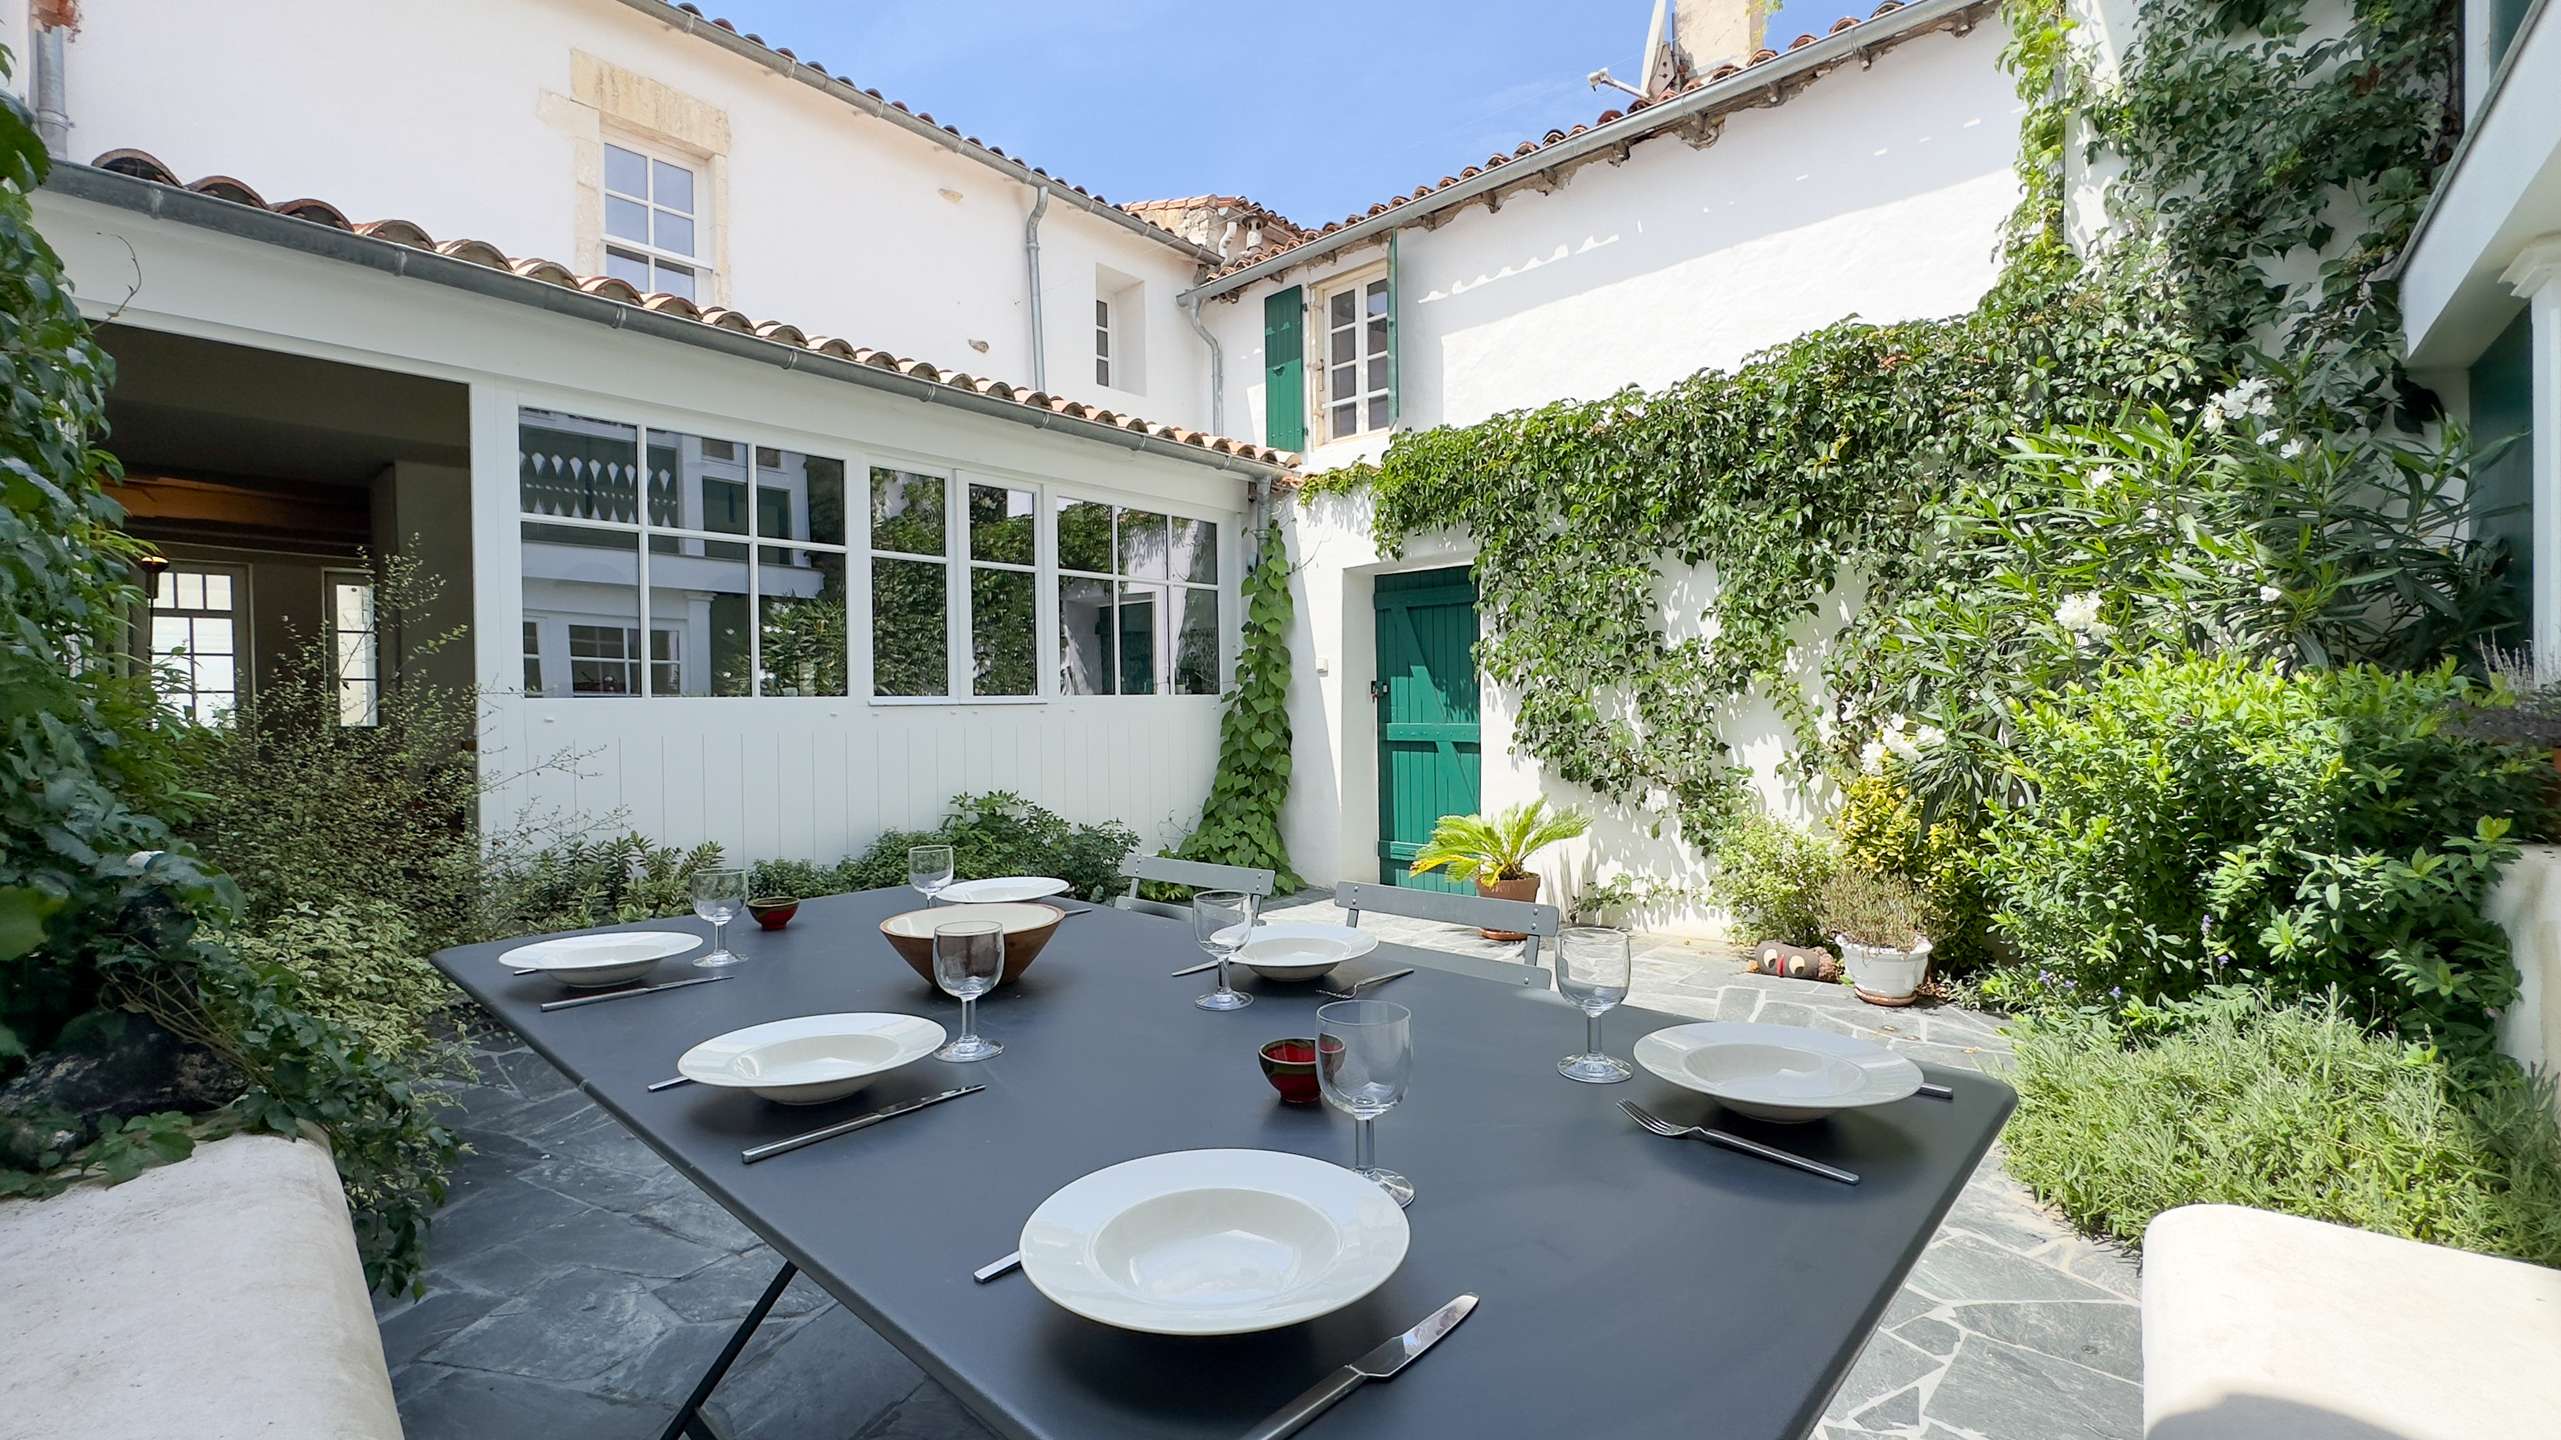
xmin=1171 ymin=959 xmax=1221 ymax=977
xmin=1237 ymin=1294 xmax=1479 ymax=1440
xmin=740 ymin=1084 xmax=985 ymax=1164
xmin=538 ymin=974 xmax=732 ymax=1012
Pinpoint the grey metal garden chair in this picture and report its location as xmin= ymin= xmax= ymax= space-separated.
xmin=1115 ymin=853 xmax=1276 ymax=921
xmin=1333 ymin=880 xmax=1559 ymax=989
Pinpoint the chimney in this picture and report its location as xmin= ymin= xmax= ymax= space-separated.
xmin=1643 ymin=0 xmax=1768 ymax=95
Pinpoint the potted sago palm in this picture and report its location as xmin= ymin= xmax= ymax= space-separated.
xmin=1408 ymin=798 xmax=1592 ymax=939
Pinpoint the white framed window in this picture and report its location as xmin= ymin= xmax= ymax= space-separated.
xmin=602 ymin=139 xmax=705 ymax=301
xmin=145 ymin=562 xmax=246 ymax=724
xmin=1094 ymin=297 xmax=1114 ymax=389
xmin=326 ymin=570 xmax=379 ymax=727
xmin=967 ymin=482 xmax=1038 ymax=697
xmin=1054 ymin=500 xmax=1220 ymax=696
xmin=517 ymin=407 xmax=848 ymax=698
xmin=1316 ymin=268 xmax=1391 ymax=443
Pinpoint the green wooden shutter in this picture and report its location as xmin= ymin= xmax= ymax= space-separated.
xmin=1264 ymin=285 xmax=1305 ymax=451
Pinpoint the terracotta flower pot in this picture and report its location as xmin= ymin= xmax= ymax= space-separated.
xmin=1476 ymin=874 xmax=1541 ymax=941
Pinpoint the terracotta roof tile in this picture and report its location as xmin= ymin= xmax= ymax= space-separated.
xmin=87 ymin=149 xmax=1296 ymax=471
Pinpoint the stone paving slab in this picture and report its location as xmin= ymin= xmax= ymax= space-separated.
xmin=382 ymin=913 xmax=2138 ymax=1440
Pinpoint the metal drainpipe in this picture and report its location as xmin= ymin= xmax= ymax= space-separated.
xmin=1182 ymin=292 xmax=1226 ymax=439
xmin=31 ymin=21 xmax=70 ymax=157
xmin=1023 ymin=183 xmax=1050 ymax=392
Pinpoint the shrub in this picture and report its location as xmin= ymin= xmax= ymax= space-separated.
xmin=1833 ymin=769 xmax=1996 ymax=972
xmin=488 ymin=834 xmax=728 ymax=934
xmin=837 ymin=792 xmax=1139 ymax=902
xmin=1979 ymin=654 xmax=2548 ymax=1050
xmin=1706 ymin=808 xmax=1835 ymax=947
xmin=1821 ymin=866 xmax=1925 ymax=949
xmin=219 ymin=902 xmax=459 ymax=1063
xmin=2003 ymin=993 xmax=2561 ymax=1266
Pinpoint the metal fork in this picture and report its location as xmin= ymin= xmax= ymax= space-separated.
xmin=1619 ymin=1100 xmax=1859 ymax=1185
xmin=1318 ymin=967 xmax=1414 ymax=1001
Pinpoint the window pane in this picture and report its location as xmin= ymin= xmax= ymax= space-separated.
xmin=652 ymin=261 xmax=696 ymax=301
xmin=757 ymin=449 xmax=847 ymax=546
xmin=1366 ymin=280 xmax=1389 ymax=316
xmin=653 ymin=157 xmax=695 ymax=212
xmin=203 ymin=574 xmax=233 ymax=610
xmin=175 ymin=572 xmax=202 ymax=609
xmin=1055 ymin=498 xmax=1113 ymax=573
xmin=1096 ymin=357 xmax=1112 ymax=386
xmin=654 ymin=209 xmax=696 ymax=257
xmin=1173 ymin=517 xmax=1219 ymax=585
xmin=1095 ymin=325 xmax=1110 ymax=359
xmin=1171 ymin=586 xmax=1219 ymax=694
xmin=759 ymin=544 xmax=848 ymax=696
xmin=520 ymin=408 xmax=639 ymax=522
xmin=872 ymin=557 xmax=947 ymax=697
xmin=1058 ymin=577 xmax=1115 ymax=695
xmin=969 ymin=483 xmax=1035 ymax=564
xmin=1367 ymin=316 xmax=1388 ymax=360
xmin=521 ymin=522 xmax=640 ymax=696
xmin=1331 ymin=402 xmax=1359 ymax=438
xmin=1368 ymin=355 xmax=1389 ymax=393
xmin=1118 ymin=509 xmax=1171 ymax=580
xmin=870 ymin=467 xmax=946 ymax=557
xmin=648 ymin=428 xmax=749 ymax=538
xmin=647 ymin=534 xmax=751 ymax=695
xmin=971 ymin=567 xmax=1037 ymax=697
xmin=1329 ymin=289 xmax=1355 ymax=324
xmin=1331 ymin=328 xmax=1356 ymax=365
xmin=192 ymin=618 xmax=234 ymax=656
xmin=1095 ymin=299 xmax=1111 ymax=326
xmin=604 ymin=247 xmax=651 ymax=290
xmin=338 ymin=678 xmax=378 ymax=728
xmin=194 ymin=653 xmax=235 ymax=695
xmin=605 ymin=143 xmax=649 ymax=197
xmin=151 ymin=616 xmax=188 ymax=655
xmin=606 ymin=195 xmax=650 ymax=242
xmin=1118 ymin=583 xmax=1163 ymax=694
xmin=1369 ymin=397 xmax=1391 ymax=433
xmin=332 ymin=580 xmax=372 ymax=632
xmin=1330 ymin=363 xmax=1355 ymax=399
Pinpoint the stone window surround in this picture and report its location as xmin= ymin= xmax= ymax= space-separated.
xmin=548 ymin=49 xmax=733 ymax=310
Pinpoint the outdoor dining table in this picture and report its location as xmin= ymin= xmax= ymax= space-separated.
xmin=433 ymin=887 xmax=2014 ymax=1440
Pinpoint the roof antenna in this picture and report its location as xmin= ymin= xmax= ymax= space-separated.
xmin=1590 ymin=0 xmax=1674 ymax=99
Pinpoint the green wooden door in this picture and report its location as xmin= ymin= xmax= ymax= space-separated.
xmin=1374 ymin=569 xmax=1481 ymax=891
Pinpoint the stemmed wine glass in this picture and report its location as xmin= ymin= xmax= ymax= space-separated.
xmin=1191 ymin=890 xmax=1256 ymax=1012
xmin=910 ymin=844 xmax=955 ymax=907
xmin=1556 ymin=926 xmax=1634 ymax=1083
xmin=690 ymin=867 xmax=748 ymax=968
xmin=1317 ymin=999 xmax=1413 ymax=1207
xmin=931 ymin=920 xmax=1005 ymax=1062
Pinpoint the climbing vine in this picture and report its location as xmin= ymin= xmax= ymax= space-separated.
xmin=1296 ymin=0 xmax=2467 ymax=850
xmin=1172 ymin=522 xmax=1301 ymax=890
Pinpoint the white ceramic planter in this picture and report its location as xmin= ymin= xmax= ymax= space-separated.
xmin=1837 ymin=936 xmax=1932 ymax=1005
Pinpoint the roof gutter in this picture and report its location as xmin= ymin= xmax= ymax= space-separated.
xmin=1179 ymin=0 xmax=1986 ymax=304
xmin=615 ymin=0 xmax=1222 ymax=268
xmin=42 ymin=163 xmax=1287 ymax=480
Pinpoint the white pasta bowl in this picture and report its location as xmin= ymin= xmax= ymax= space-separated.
xmin=1632 ymin=1021 xmax=1923 ymax=1123
xmin=1230 ymin=923 xmax=1378 ymax=982
xmin=1019 ymin=1149 xmax=1410 ymax=1336
xmin=501 ymin=930 xmax=702 ymax=988
xmin=676 ymin=1013 xmax=947 ymax=1105
xmin=941 ymin=875 xmax=1073 ymax=904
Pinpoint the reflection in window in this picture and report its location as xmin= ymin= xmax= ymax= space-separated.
xmin=759 ymin=545 xmax=848 ymax=696
xmin=871 ymin=467 xmax=945 ymax=556
xmin=1053 ymin=499 xmax=1219 ymax=695
xmin=969 ymin=483 xmax=1036 ymax=697
xmin=521 ymin=522 xmax=640 ymax=697
xmin=647 ymin=533 xmax=751 ymax=696
xmin=147 ymin=564 xmax=243 ymax=724
xmin=870 ymin=466 xmax=950 ymax=696
xmin=519 ymin=409 xmax=639 ymax=521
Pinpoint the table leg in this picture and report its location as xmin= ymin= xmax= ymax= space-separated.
xmin=654 ymin=1258 xmax=798 ymax=1440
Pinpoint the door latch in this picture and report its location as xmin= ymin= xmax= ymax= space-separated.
xmin=1369 ymin=679 xmax=1388 ymax=703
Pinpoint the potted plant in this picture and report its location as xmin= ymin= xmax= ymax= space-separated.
xmin=1408 ymin=798 xmax=1591 ymax=939
xmin=1822 ymin=867 xmax=1931 ymax=1006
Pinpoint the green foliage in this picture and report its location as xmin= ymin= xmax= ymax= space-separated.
xmin=835 ymin=792 xmax=1140 ymax=903
xmin=1820 ymin=865 xmax=1928 ymax=950
xmin=1171 ymin=523 xmax=1300 ymax=890
xmin=1833 ymin=769 xmax=1997 ymax=971
xmin=1705 ymin=808 xmax=1836 ymax=947
xmin=0 ymin=73 xmax=452 ymax=1293
xmin=1979 ymin=655 xmax=2547 ymax=1050
xmin=489 ymin=833 xmax=729 ymax=934
xmin=218 ymin=902 xmax=457 ymax=1063
xmin=2003 ymin=993 xmax=2561 ymax=1265
xmin=1407 ymin=798 xmax=1590 ymax=886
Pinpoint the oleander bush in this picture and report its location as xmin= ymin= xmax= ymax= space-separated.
xmin=1978 ymin=655 xmax=2547 ymax=1052
xmin=2003 ymin=992 xmax=2561 ymax=1265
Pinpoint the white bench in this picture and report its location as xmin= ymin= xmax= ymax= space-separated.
xmin=0 ymin=1131 xmax=402 ymax=1439
xmin=2143 ymin=1203 xmax=2561 ymax=1438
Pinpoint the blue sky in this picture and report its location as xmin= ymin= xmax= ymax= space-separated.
xmin=693 ymin=0 xmax=1873 ymax=223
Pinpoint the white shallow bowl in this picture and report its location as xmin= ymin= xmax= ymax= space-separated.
xmin=942 ymin=875 xmax=1073 ymax=904
xmin=1231 ymin=923 xmax=1378 ymax=982
xmin=676 ymin=1013 xmax=946 ymax=1105
xmin=1019 ymin=1149 xmax=1410 ymax=1336
xmin=502 ymin=930 xmax=701 ymax=988
xmin=1633 ymin=1021 xmax=1923 ymax=1123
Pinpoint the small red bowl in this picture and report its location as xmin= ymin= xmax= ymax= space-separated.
xmin=747 ymin=896 xmax=800 ymax=931
xmin=1259 ymin=1038 xmax=1321 ymax=1104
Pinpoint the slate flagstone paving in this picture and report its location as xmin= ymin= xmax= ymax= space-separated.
xmin=380 ymin=905 xmax=2140 ymax=1439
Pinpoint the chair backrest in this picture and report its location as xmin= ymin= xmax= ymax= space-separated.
xmin=1115 ymin=853 xmax=1277 ymax=920
xmin=1332 ymin=880 xmax=1562 ymax=982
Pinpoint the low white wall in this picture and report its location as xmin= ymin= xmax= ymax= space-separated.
xmin=2492 ymin=844 xmax=2561 ymax=1093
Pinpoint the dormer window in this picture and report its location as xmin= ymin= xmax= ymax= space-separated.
xmin=603 ymin=140 xmax=704 ymax=300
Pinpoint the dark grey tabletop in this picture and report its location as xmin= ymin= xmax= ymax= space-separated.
xmin=434 ymin=888 xmax=2012 ymax=1440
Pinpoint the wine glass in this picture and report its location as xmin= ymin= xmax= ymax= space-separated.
xmin=931 ymin=920 xmax=1004 ymax=1062
xmin=1555 ymin=926 xmax=1634 ymax=1083
xmin=1317 ymin=999 xmax=1413 ymax=1207
xmin=690 ymin=867 xmax=748 ymax=968
xmin=1191 ymin=890 xmax=1256 ymax=1012
xmin=910 ymin=844 xmax=955 ymax=907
